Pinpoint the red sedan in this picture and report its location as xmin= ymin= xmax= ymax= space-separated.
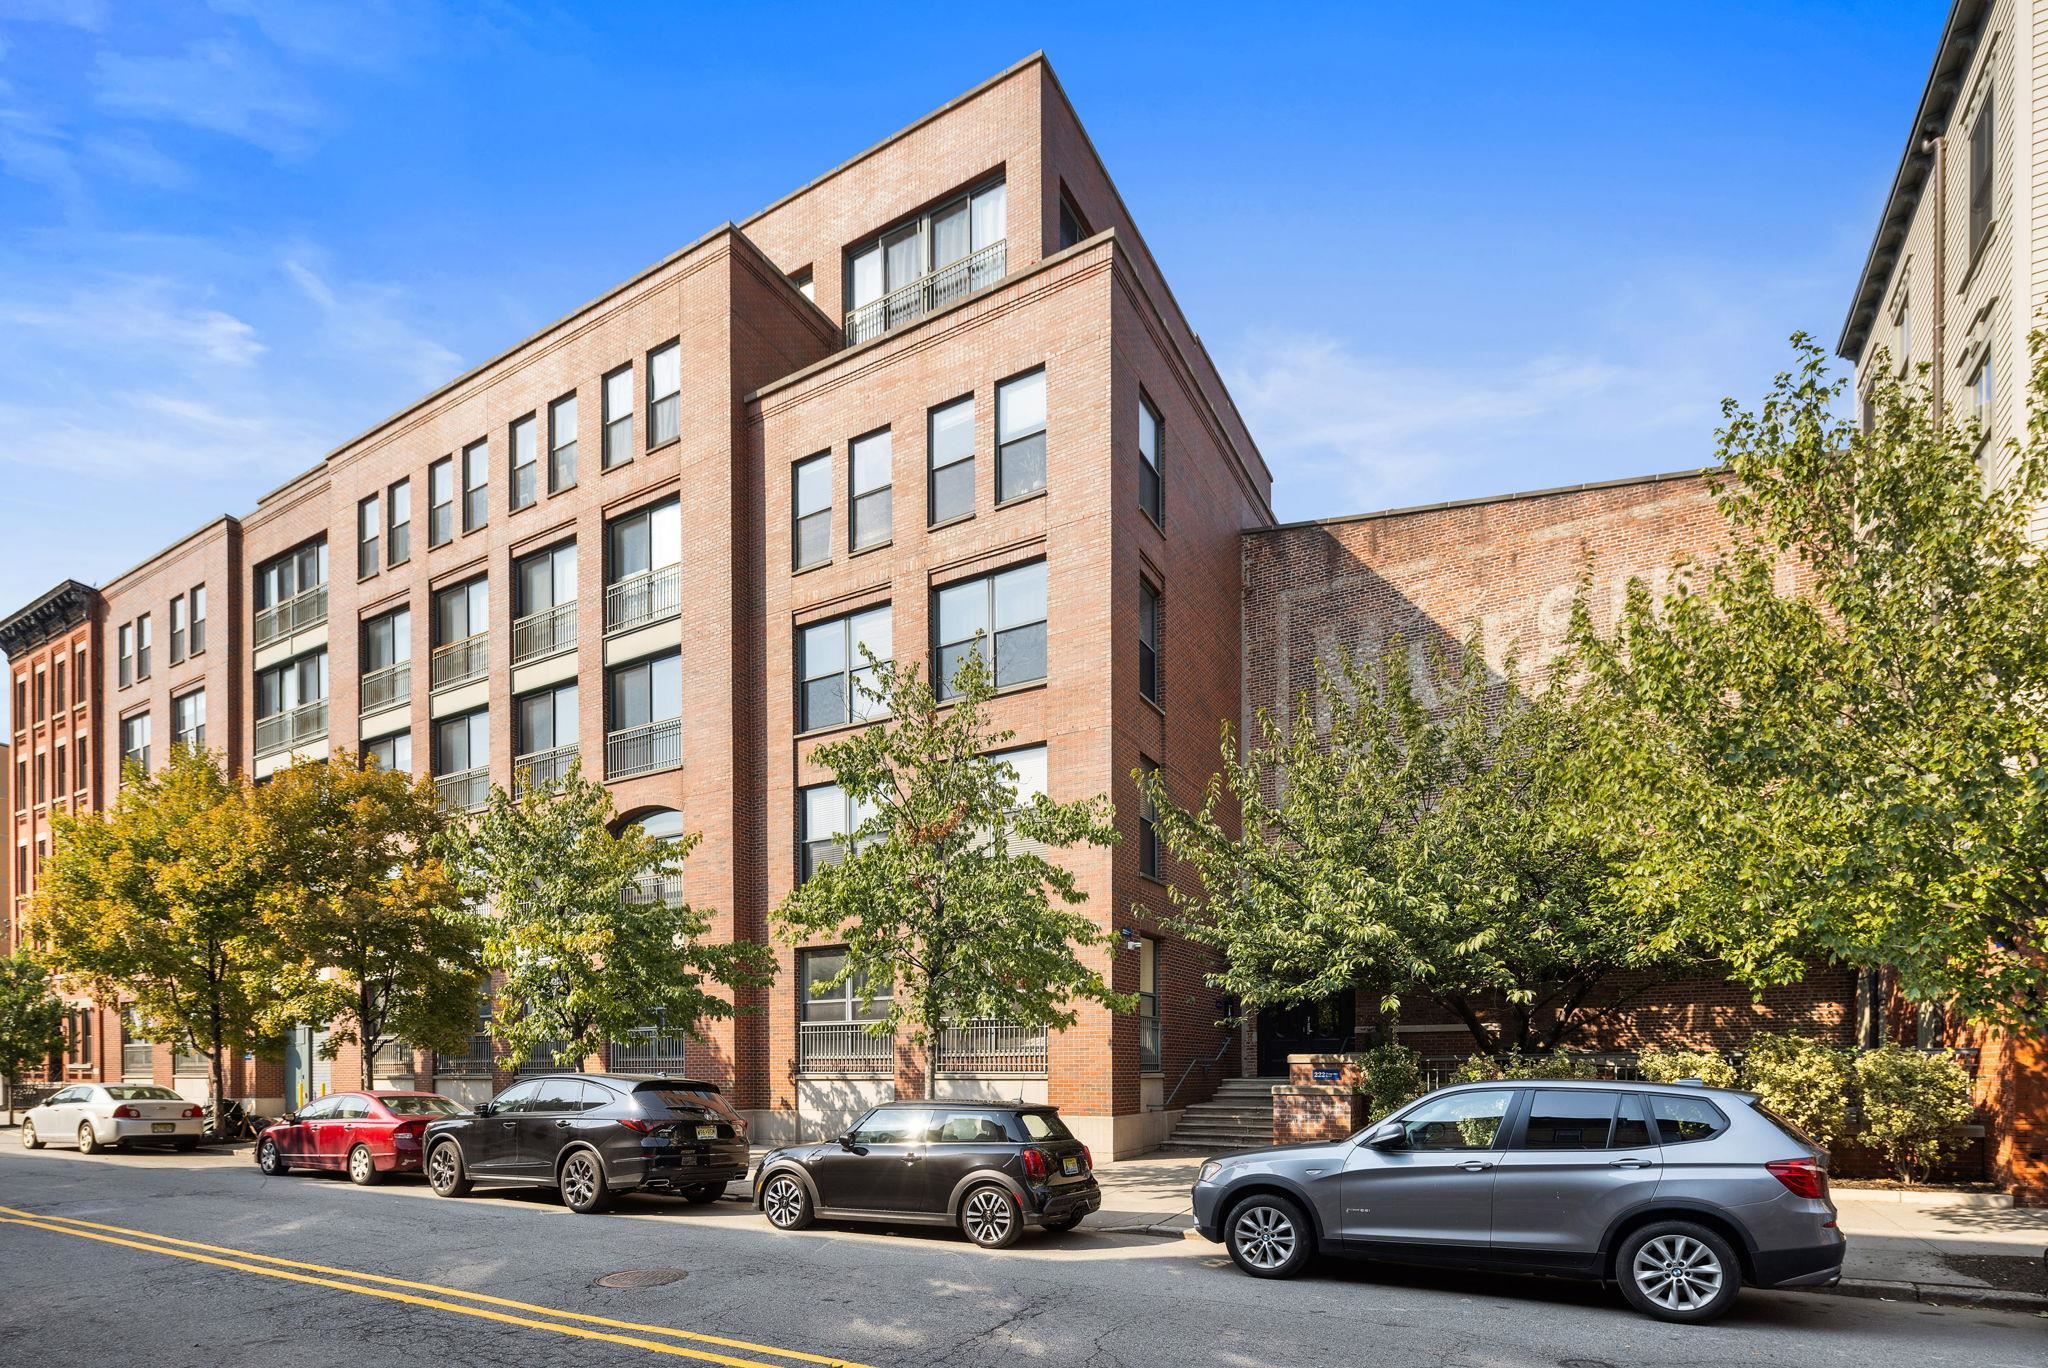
xmin=255 ymin=1091 xmax=468 ymax=1185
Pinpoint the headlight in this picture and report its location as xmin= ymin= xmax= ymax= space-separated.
xmin=1197 ymin=1160 xmax=1222 ymax=1185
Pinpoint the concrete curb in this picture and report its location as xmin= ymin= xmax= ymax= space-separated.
xmin=1834 ymin=1187 xmax=2015 ymax=1209
xmin=1821 ymin=1277 xmax=2047 ymax=1314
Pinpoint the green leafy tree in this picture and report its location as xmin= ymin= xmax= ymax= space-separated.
xmin=1852 ymin=1044 xmax=1976 ymax=1183
xmin=1737 ymin=1031 xmax=1854 ymax=1150
xmin=0 ymin=951 xmax=65 ymax=1123
xmin=1143 ymin=642 xmax=1701 ymax=1054
xmin=771 ymin=651 xmax=1130 ymax=1099
xmin=253 ymin=753 xmax=485 ymax=1091
xmin=439 ymin=763 xmax=771 ymax=1068
xmin=1351 ymin=1042 xmax=1425 ymax=1120
xmin=33 ymin=747 xmax=274 ymax=1127
xmin=1452 ymin=1051 xmax=1605 ymax=1083
xmin=1567 ymin=336 xmax=2048 ymax=1027
xmin=1636 ymin=1045 xmax=1738 ymax=1090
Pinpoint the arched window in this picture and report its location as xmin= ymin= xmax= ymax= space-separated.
xmin=625 ymin=807 xmax=683 ymax=843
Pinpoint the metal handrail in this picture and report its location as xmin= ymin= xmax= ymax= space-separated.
xmin=434 ymin=766 xmax=490 ymax=812
xmin=254 ymin=699 xmax=327 ymax=758
xmin=254 ymin=584 xmax=328 ymax=647
xmin=512 ymin=602 xmax=577 ymax=665
xmin=621 ymin=872 xmax=683 ymax=908
xmin=359 ymin=661 xmax=410 ymax=714
xmin=431 ymin=632 xmax=488 ymax=690
xmin=797 ymin=1021 xmax=894 ymax=1076
xmin=604 ymin=564 xmax=681 ymax=634
xmin=844 ymin=240 xmax=1007 ymax=346
xmin=605 ymin=717 xmax=681 ymax=779
xmin=1164 ymin=1037 xmax=1235 ymax=1111
xmin=512 ymin=745 xmax=577 ymax=794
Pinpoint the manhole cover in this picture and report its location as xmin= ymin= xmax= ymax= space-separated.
xmin=594 ymin=1268 xmax=688 ymax=1289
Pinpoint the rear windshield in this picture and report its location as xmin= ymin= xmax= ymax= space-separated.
xmin=383 ymin=1095 xmax=464 ymax=1117
xmin=1749 ymin=1100 xmax=1815 ymax=1147
xmin=643 ymin=1087 xmax=740 ymax=1122
xmin=104 ymin=1085 xmax=182 ymax=1101
xmin=1018 ymin=1111 xmax=1072 ymax=1141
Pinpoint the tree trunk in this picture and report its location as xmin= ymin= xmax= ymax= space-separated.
xmin=209 ymin=990 xmax=227 ymax=1138
xmin=359 ymin=984 xmax=379 ymax=1091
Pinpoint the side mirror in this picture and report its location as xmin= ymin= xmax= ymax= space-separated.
xmin=281 ymin=1112 xmax=299 ymax=1125
xmin=837 ymin=1133 xmax=857 ymax=1150
xmin=1364 ymin=1119 xmax=1406 ymax=1150
xmin=475 ymin=1101 xmax=496 ymax=1118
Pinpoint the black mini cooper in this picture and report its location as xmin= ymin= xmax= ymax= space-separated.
xmin=752 ymin=1101 xmax=1101 ymax=1248
xmin=422 ymin=1073 xmax=749 ymax=1213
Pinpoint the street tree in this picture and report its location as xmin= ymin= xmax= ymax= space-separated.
xmin=253 ymin=753 xmax=485 ymax=1091
xmin=1140 ymin=643 xmax=1701 ymax=1054
xmin=33 ymin=747 xmax=274 ymax=1127
xmin=1566 ymin=337 xmax=2048 ymax=1027
xmin=0 ymin=950 xmax=66 ymax=1123
xmin=439 ymin=763 xmax=772 ymax=1068
xmin=772 ymin=651 xmax=1129 ymax=1099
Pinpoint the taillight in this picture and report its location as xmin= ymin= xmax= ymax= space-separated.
xmin=1021 ymin=1147 xmax=1050 ymax=1181
xmin=182 ymin=1106 xmax=203 ymax=1119
xmin=617 ymin=1117 xmax=661 ymax=1134
xmin=1766 ymin=1158 xmax=1828 ymax=1200
xmin=111 ymin=1105 xmax=139 ymax=1119
xmin=1082 ymin=1144 xmax=1093 ymax=1173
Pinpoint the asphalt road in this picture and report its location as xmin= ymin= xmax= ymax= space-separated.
xmin=0 ymin=1142 xmax=2040 ymax=1368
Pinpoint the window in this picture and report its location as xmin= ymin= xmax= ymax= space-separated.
xmin=461 ymin=439 xmax=488 ymax=532
xmin=1896 ymin=295 xmax=1913 ymax=367
xmin=1650 ymin=1094 xmax=1729 ymax=1144
xmin=434 ymin=578 xmax=488 ymax=652
xmin=934 ymin=561 xmax=1047 ymax=699
xmin=648 ymin=342 xmax=680 ymax=447
xmin=53 ymin=658 xmax=64 ymax=712
xmin=996 ymin=368 xmax=1047 ymax=502
xmin=33 ymin=670 xmax=44 ymax=723
xmin=120 ymin=713 xmax=151 ymax=774
xmin=793 ymin=452 xmax=832 ymax=569
xmin=357 ymin=493 xmax=381 ymax=579
xmin=32 ymin=752 xmax=43 ymax=805
xmin=514 ymin=541 xmax=578 ymax=663
xmin=927 ymin=395 xmax=975 ymax=525
xmin=549 ymin=393 xmax=578 ymax=493
xmin=799 ymin=783 xmax=874 ymax=881
xmin=995 ymin=744 xmax=1048 ymax=807
xmin=387 ymin=479 xmax=411 ymax=566
xmin=135 ymin=614 xmax=151 ymax=681
xmin=1058 ymin=192 xmax=1089 ymax=251
xmin=1394 ymin=1087 xmax=1514 ymax=1151
xmin=800 ymin=946 xmax=887 ymax=1024
xmin=1138 ymin=390 xmax=1163 ymax=524
xmin=605 ymin=498 xmax=681 ymax=631
xmin=172 ymin=690 xmax=205 ymax=752
xmin=52 ymin=744 xmax=65 ymax=798
xmin=169 ymin=595 xmax=187 ymax=665
xmin=850 ymin=1108 xmax=928 ymax=1147
xmin=256 ymin=541 xmax=327 ymax=612
xmin=607 ymin=651 xmax=680 ymax=731
xmin=602 ymin=365 xmax=633 ymax=469
xmin=256 ymin=650 xmax=327 ymax=721
xmin=1138 ymin=757 xmax=1161 ymax=878
xmin=790 ymin=268 xmax=814 ymax=302
xmin=930 ymin=1110 xmax=1008 ymax=1144
xmin=516 ymin=681 xmax=578 ymax=758
xmin=509 ymin=415 xmax=538 ymax=511
xmin=850 ymin=429 xmax=892 ymax=551
xmin=364 ymin=730 xmax=412 ymax=774
xmin=847 ymin=178 xmax=1007 ymax=313
xmin=361 ymin=607 xmax=412 ymax=712
xmin=1138 ymin=579 xmax=1160 ymax=705
xmin=798 ymin=604 xmax=891 ymax=731
xmin=1970 ymin=90 xmax=1995 ymax=255
xmin=12 ymin=762 xmax=23 ymax=811
xmin=1972 ymin=355 xmax=1993 ymax=433
xmin=428 ymin=457 xmax=455 ymax=546
xmin=434 ymin=708 xmax=488 ymax=776
xmin=1138 ymin=935 xmax=1160 ymax=1072
xmin=188 ymin=586 xmax=206 ymax=655
xmin=11 ymin=675 xmax=23 ymax=728
xmin=1518 ymin=1090 xmax=1624 ymax=1150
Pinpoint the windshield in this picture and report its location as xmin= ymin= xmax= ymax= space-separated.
xmin=1018 ymin=1111 xmax=1072 ymax=1141
xmin=645 ymin=1088 xmax=740 ymax=1122
xmin=104 ymin=1086 xmax=182 ymax=1101
xmin=382 ymin=1095 xmax=464 ymax=1117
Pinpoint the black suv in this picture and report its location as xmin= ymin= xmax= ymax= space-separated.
xmin=423 ymin=1073 xmax=750 ymax=1214
xmin=752 ymin=1101 xmax=1101 ymax=1248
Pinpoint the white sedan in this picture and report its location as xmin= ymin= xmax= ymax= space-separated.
xmin=20 ymin=1083 xmax=206 ymax=1153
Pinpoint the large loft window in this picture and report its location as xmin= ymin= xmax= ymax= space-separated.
xmin=844 ymin=178 xmax=1007 ymax=346
xmin=513 ymin=540 xmax=578 ymax=665
xmin=933 ymin=560 xmax=1047 ymax=700
xmin=254 ymin=540 xmax=328 ymax=647
xmin=605 ymin=650 xmax=681 ymax=779
xmin=255 ymin=650 xmax=328 ymax=758
xmin=431 ymin=577 xmax=489 ymax=690
xmin=361 ymin=607 xmax=412 ymax=714
xmin=798 ymin=603 xmax=891 ymax=732
xmin=604 ymin=498 xmax=680 ymax=633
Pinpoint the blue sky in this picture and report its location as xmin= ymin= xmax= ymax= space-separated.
xmin=0 ymin=1 xmax=1939 ymax=730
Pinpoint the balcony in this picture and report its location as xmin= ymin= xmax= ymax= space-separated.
xmin=935 ymin=1019 xmax=1047 ymax=1076
xmin=435 ymin=766 xmax=490 ymax=812
xmin=613 ymin=1023 xmax=691 ymax=1074
xmin=254 ymin=584 xmax=328 ymax=648
xmin=621 ymin=872 xmax=683 ymax=908
xmin=604 ymin=565 xmax=681 ymax=635
xmin=513 ymin=745 xmax=577 ymax=795
xmin=434 ymin=1034 xmax=497 ymax=1078
xmin=843 ymin=240 xmax=1006 ymax=347
xmin=360 ymin=662 xmax=410 ymax=714
xmin=797 ymin=1021 xmax=894 ymax=1077
xmin=512 ymin=602 xmax=577 ymax=665
xmin=431 ymin=632 xmax=488 ymax=691
xmin=254 ymin=699 xmax=327 ymax=758
xmin=606 ymin=717 xmax=681 ymax=780
xmin=121 ymin=1042 xmax=153 ymax=1078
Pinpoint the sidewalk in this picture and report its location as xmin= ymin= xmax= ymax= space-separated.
xmin=1088 ymin=1151 xmax=2048 ymax=1312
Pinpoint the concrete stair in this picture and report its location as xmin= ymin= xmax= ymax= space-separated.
xmin=1158 ymin=1076 xmax=1284 ymax=1153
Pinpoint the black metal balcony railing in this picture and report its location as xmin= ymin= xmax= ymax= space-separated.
xmin=604 ymin=565 xmax=681 ymax=635
xmin=613 ymin=1025 xmax=690 ymax=1074
xmin=843 ymin=240 xmax=1007 ymax=347
xmin=435 ymin=1035 xmax=497 ymax=1077
xmin=431 ymin=632 xmax=488 ymax=690
xmin=512 ymin=602 xmax=577 ymax=665
xmin=254 ymin=699 xmax=328 ymax=758
xmin=254 ymin=584 xmax=328 ymax=648
xmin=435 ymin=766 xmax=489 ymax=813
xmin=621 ymin=872 xmax=684 ymax=908
xmin=360 ymin=661 xmax=410 ymax=714
xmin=513 ymin=745 xmax=577 ymax=795
xmin=935 ymin=1019 xmax=1048 ymax=1075
xmin=606 ymin=717 xmax=681 ymax=780
xmin=797 ymin=1021 xmax=895 ymax=1076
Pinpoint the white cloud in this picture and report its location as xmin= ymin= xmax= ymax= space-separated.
xmin=0 ymin=276 xmax=265 ymax=366
xmin=92 ymin=39 xmax=322 ymax=156
xmin=282 ymin=251 xmax=462 ymax=390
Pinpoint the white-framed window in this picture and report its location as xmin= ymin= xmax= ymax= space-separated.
xmin=933 ymin=560 xmax=1047 ymax=699
xmin=850 ymin=429 xmax=892 ymax=551
xmin=135 ymin=614 xmax=151 ymax=681
xmin=119 ymin=712 xmax=151 ymax=774
xmin=169 ymin=594 xmax=188 ymax=665
xmin=996 ymin=368 xmax=1047 ymax=503
xmin=847 ymin=178 xmax=1007 ymax=310
xmin=188 ymin=585 xmax=206 ymax=655
xmin=1970 ymin=89 xmax=1995 ymax=255
xmin=793 ymin=452 xmax=832 ymax=570
xmin=172 ymin=689 xmax=205 ymax=751
xmin=798 ymin=604 xmax=891 ymax=732
xmin=1972 ymin=354 xmax=1993 ymax=435
xmin=118 ymin=623 xmax=133 ymax=688
xmin=602 ymin=365 xmax=634 ymax=469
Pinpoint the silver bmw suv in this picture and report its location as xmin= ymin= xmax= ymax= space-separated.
xmin=1191 ymin=1078 xmax=1843 ymax=1323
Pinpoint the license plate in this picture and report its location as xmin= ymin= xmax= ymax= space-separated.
xmin=695 ymin=1124 xmax=718 ymax=1140
xmin=151 ymin=1122 xmax=175 ymax=1134
xmin=1061 ymin=1155 xmax=1081 ymax=1176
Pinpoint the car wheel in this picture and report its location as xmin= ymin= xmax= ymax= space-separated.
xmin=347 ymin=1144 xmax=382 ymax=1187
xmin=1042 ymin=1211 xmax=1086 ymax=1234
xmin=257 ymin=1137 xmax=289 ymax=1175
xmin=959 ymin=1183 xmax=1022 ymax=1249
xmin=679 ymin=1181 xmax=724 ymax=1205
xmin=1225 ymin=1194 xmax=1311 ymax=1279
xmin=558 ymin=1149 xmax=611 ymax=1214
xmin=761 ymin=1171 xmax=813 ymax=1230
xmin=20 ymin=1119 xmax=42 ymax=1150
xmin=1617 ymin=1221 xmax=1743 ymax=1323
xmin=76 ymin=1122 xmax=103 ymax=1155
xmin=426 ymin=1140 xmax=470 ymax=1197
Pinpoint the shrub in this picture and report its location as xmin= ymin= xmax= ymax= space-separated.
xmin=1738 ymin=1032 xmax=1854 ymax=1149
xmin=1451 ymin=1050 xmax=1604 ymax=1084
xmin=1637 ymin=1045 xmax=1738 ymax=1090
xmin=1351 ymin=1043 xmax=1424 ymax=1119
xmin=1853 ymin=1045 xmax=1975 ymax=1183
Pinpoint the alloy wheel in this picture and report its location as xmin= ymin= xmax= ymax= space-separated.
xmin=428 ymin=1144 xmax=459 ymax=1194
xmin=561 ymin=1154 xmax=598 ymax=1209
xmin=962 ymin=1188 xmax=1014 ymax=1246
xmin=349 ymin=1146 xmax=375 ymax=1184
xmin=19 ymin=1120 xmax=35 ymax=1149
xmin=1232 ymin=1204 xmax=1297 ymax=1271
xmin=258 ymin=1139 xmax=281 ymax=1174
xmin=77 ymin=1122 xmax=97 ymax=1155
xmin=1631 ymin=1234 xmax=1724 ymax=1312
xmin=763 ymin=1175 xmax=806 ymax=1229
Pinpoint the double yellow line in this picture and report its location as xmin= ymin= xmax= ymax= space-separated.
xmin=0 ymin=1204 xmax=875 ymax=1368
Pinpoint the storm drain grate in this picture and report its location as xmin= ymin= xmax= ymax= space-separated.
xmin=594 ymin=1268 xmax=688 ymax=1289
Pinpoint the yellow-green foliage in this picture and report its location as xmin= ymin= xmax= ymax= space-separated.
xmin=1637 ymin=1046 xmax=1738 ymax=1090
xmin=1738 ymin=1032 xmax=1854 ymax=1149
xmin=1853 ymin=1045 xmax=1975 ymax=1183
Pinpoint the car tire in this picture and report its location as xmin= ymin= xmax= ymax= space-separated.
xmin=76 ymin=1122 xmax=103 ymax=1155
xmin=21 ymin=1119 xmax=42 ymax=1150
xmin=761 ymin=1171 xmax=813 ymax=1230
xmin=426 ymin=1140 xmax=470 ymax=1198
xmin=1042 ymin=1211 xmax=1086 ymax=1234
xmin=257 ymin=1136 xmax=289 ymax=1176
xmin=959 ymin=1183 xmax=1023 ymax=1250
xmin=1224 ymin=1193 xmax=1312 ymax=1279
xmin=347 ymin=1144 xmax=382 ymax=1187
xmin=1616 ymin=1221 xmax=1743 ymax=1324
xmin=558 ymin=1149 xmax=611 ymax=1215
xmin=679 ymin=1181 xmax=724 ymax=1205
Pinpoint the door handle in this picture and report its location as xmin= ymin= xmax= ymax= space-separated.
xmin=500 ymin=1120 xmax=516 ymax=1129
xmin=902 ymin=1151 xmax=921 ymax=1162
xmin=555 ymin=1120 xmax=572 ymax=1129
xmin=1458 ymin=1160 xmax=1494 ymax=1172
xmin=1610 ymin=1157 xmax=1656 ymax=1169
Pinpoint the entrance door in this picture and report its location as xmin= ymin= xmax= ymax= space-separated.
xmin=1256 ymin=995 xmax=1355 ymax=1076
